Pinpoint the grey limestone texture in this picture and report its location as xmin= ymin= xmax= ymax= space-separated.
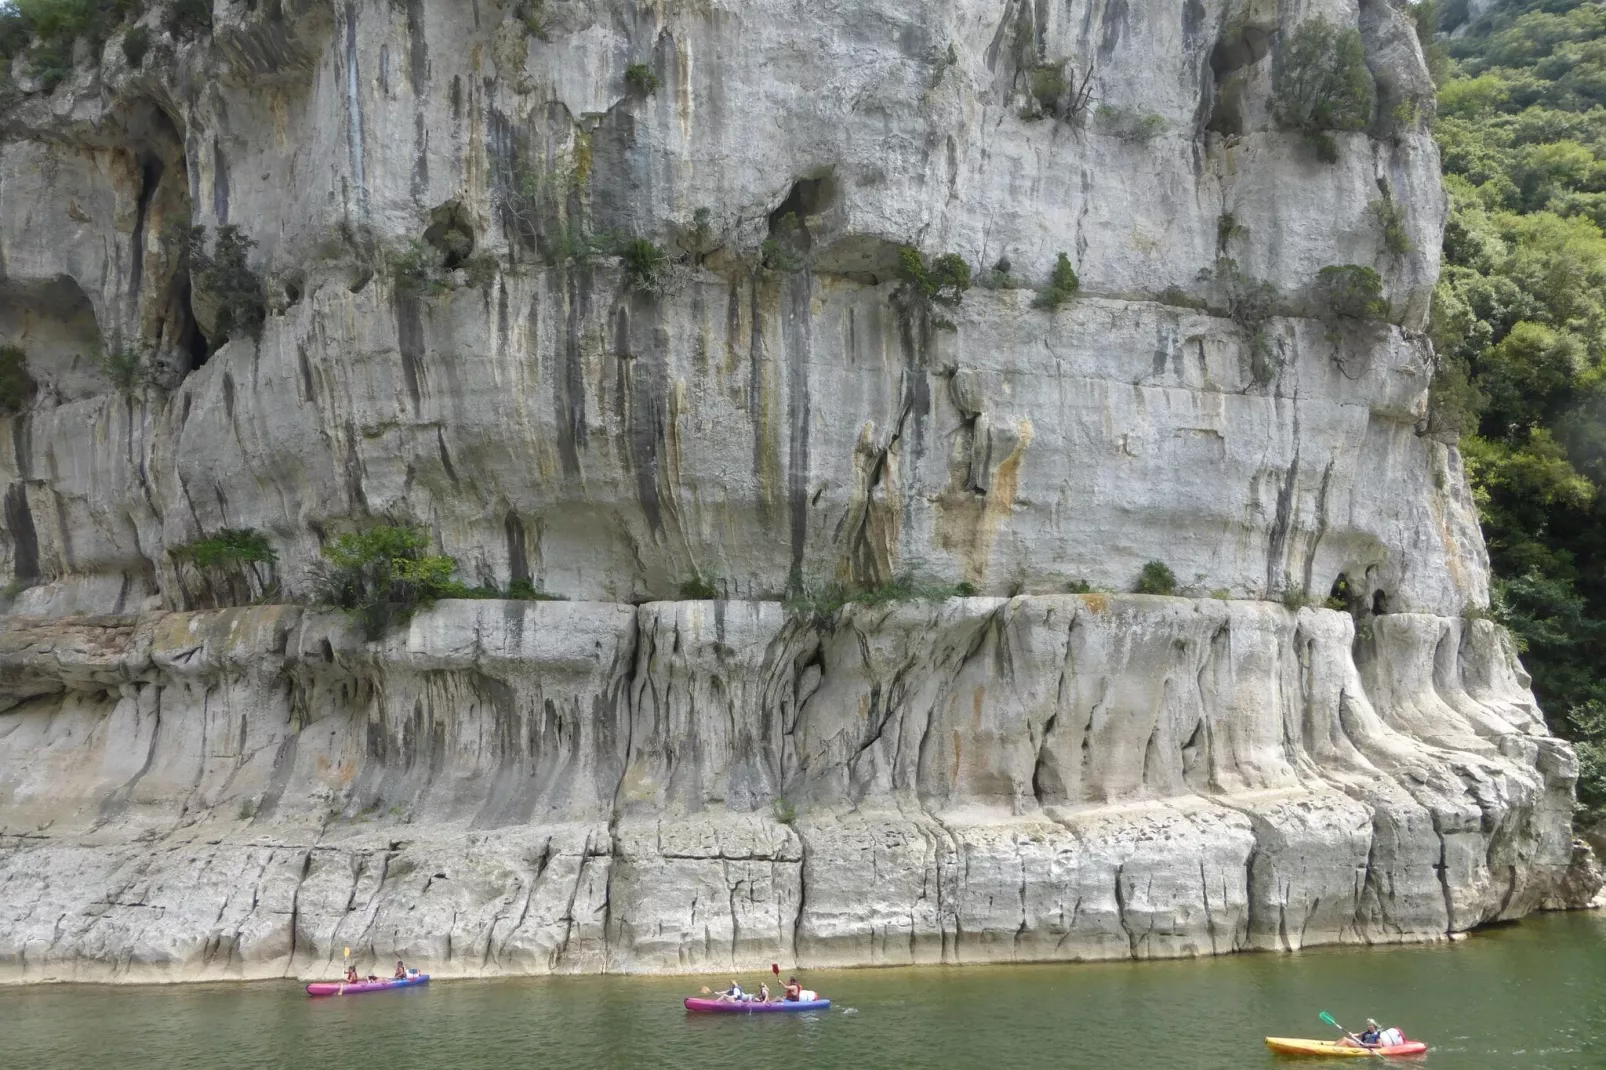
xmin=0 ymin=0 xmax=1584 ymax=981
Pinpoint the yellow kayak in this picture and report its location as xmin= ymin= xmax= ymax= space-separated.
xmin=1266 ymin=1037 xmax=1428 ymax=1057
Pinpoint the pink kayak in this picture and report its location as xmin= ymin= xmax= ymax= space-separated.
xmin=306 ymin=974 xmax=430 ymax=997
xmin=685 ymin=997 xmax=830 ymax=1013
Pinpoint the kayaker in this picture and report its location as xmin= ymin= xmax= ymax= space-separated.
xmin=344 ymin=964 xmax=360 ymax=984
xmin=393 ymin=959 xmax=407 ymax=979
xmin=783 ymin=976 xmax=802 ymax=1001
xmin=758 ymin=982 xmax=771 ymax=1003
xmin=1357 ymin=1020 xmax=1383 ymax=1046
xmin=717 ymin=979 xmax=745 ymax=1003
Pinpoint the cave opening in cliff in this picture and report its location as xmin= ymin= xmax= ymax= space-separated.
xmin=425 ymin=201 xmax=478 ymax=271
xmin=1373 ymin=589 xmax=1390 ymax=615
xmin=768 ymin=174 xmax=837 ymax=247
xmin=1205 ymin=19 xmax=1271 ymax=136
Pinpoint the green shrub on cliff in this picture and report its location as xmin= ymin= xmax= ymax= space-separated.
xmin=624 ymin=62 xmax=658 ymax=97
xmin=895 ymin=246 xmax=972 ymax=329
xmin=171 ymin=528 xmax=277 ymax=608
xmin=1134 ymin=561 xmax=1177 ymax=596
xmin=310 ymin=524 xmax=465 ymax=639
xmin=1315 ymin=264 xmax=1389 ymax=320
xmin=618 ymin=237 xmax=671 ymax=295
xmin=186 ymin=224 xmax=267 ymax=344
xmin=1032 ymin=253 xmax=1080 ymax=310
xmin=1273 ymin=15 xmax=1377 ymax=162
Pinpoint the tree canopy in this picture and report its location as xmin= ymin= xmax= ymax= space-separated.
xmin=1429 ymin=0 xmax=1606 ymax=815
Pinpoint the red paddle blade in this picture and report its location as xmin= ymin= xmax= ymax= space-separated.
xmin=772 ymin=963 xmax=780 ymax=975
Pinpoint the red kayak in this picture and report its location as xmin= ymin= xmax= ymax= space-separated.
xmin=684 ymin=997 xmax=831 ymax=1013
xmin=306 ymin=974 xmax=430 ymax=997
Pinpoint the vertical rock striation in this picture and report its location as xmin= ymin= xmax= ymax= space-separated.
xmin=0 ymin=0 xmax=1581 ymax=980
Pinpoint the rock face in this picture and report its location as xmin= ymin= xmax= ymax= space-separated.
xmin=0 ymin=0 xmax=1579 ymax=982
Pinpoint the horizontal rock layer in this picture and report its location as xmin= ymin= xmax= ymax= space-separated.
xmin=0 ymin=596 xmax=1574 ymax=982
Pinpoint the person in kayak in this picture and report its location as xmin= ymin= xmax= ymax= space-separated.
xmin=1356 ymin=1020 xmax=1388 ymax=1046
xmin=783 ymin=976 xmax=803 ymax=1001
xmin=716 ymin=979 xmax=745 ymax=1003
xmin=343 ymin=964 xmax=360 ymax=984
xmin=757 ymin=982 xmax=771 ymax=1003
xmin=393 ymin=959 xmax=408 ymax=979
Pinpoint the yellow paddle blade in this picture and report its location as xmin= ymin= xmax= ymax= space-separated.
xmin=344 ymin=947 xmax=351 ymax=957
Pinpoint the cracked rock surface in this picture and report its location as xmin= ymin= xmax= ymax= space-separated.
xmin=0 ymin=597 xmax=1575 ymax=981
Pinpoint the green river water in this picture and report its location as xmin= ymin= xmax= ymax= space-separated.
xmin=5 ymin=912 xmax=1603 ymax=1069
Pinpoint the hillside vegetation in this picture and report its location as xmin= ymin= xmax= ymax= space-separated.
xmin=1428 ymin=0 xmax=1606 ymax=814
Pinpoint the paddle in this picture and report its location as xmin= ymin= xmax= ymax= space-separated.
xmin=339 ymin=946 xmax=351 ymax=994
xmin=1319 ymin=1012 xmax=1384 ymax=1058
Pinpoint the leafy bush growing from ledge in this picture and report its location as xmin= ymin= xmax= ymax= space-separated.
xmin=1032 ymin=253 xmax=1080 ymax=310
xmin=176 ymin=528 xmax=276 ymax=570
xmin=619 ymin=237 xmax=671 ymax=295
xmin=1134 ymin=560 xmax=1177 ymax=595
xmin=1272 ymin=16 xmax=1376 ymax=163
xmin=679 ymin=574 xmax=720 ymax=600
xmin=310 ymin=524 xmax=465 ymax=640
xmin=1315 ymin=264 xmax=1389 ymax=321
xmin=0 ymin=345 xmax=37 ymax=415
xmin=171 ymin=528 xmax=278 ymax=608
xmin=896 ymin=246 xmax=972 ymax=329
xmin=624 ymin=62 xmax=658 ymax=97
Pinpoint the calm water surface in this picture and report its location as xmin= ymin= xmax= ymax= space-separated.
xmin=6 ymin=913 xmax=1605 ymax=1069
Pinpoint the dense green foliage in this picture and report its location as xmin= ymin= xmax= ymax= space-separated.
xmin=1429 ymin=1 xmax=1606 ymax=814
xmin=1032 ymin=253 xmax=1080 ymax=310
xmin=896 ymin=246 xmax=973 ymax=329
xmin=618 ymin=237 xmax=671 ymax=295
xmin=173 ymin=528 xmax=275 ymax=570
xmin=624 ymin=62 xmax=658 ymax=97
xmin=1315 ymin=264 xmax=1390 ymax=320
xmin=1134 ymin=561 xmax=1177 ymax=596
xmin=310 ymin=524 xmax=465 ymax=639
xmin=1273 ymin=15 xmax=1377 ymax=162
xmin=170 ymin=528 xmax=276 ymax=607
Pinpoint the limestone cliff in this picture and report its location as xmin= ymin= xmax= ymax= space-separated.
xmin=0 ymin=0 xmax=1581 ymax=982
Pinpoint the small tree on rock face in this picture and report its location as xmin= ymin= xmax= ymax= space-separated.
xmin=1316 ymin=264 xmax=1389 ymax=320
xmin=310 ymin=524 xmax=465 ymax=640
xmin=188 ymin=224 xmax=267 ymax=344
xmin=896 ymin=246 xmax=972 ymax=329
xmin=1032 ymin=252 xmax=1080 ymax=310
xmin=1135 ymin=560 xmax=1177 ymax=595
xmin=1273 ymin=16 xmax=1376 ymax=162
